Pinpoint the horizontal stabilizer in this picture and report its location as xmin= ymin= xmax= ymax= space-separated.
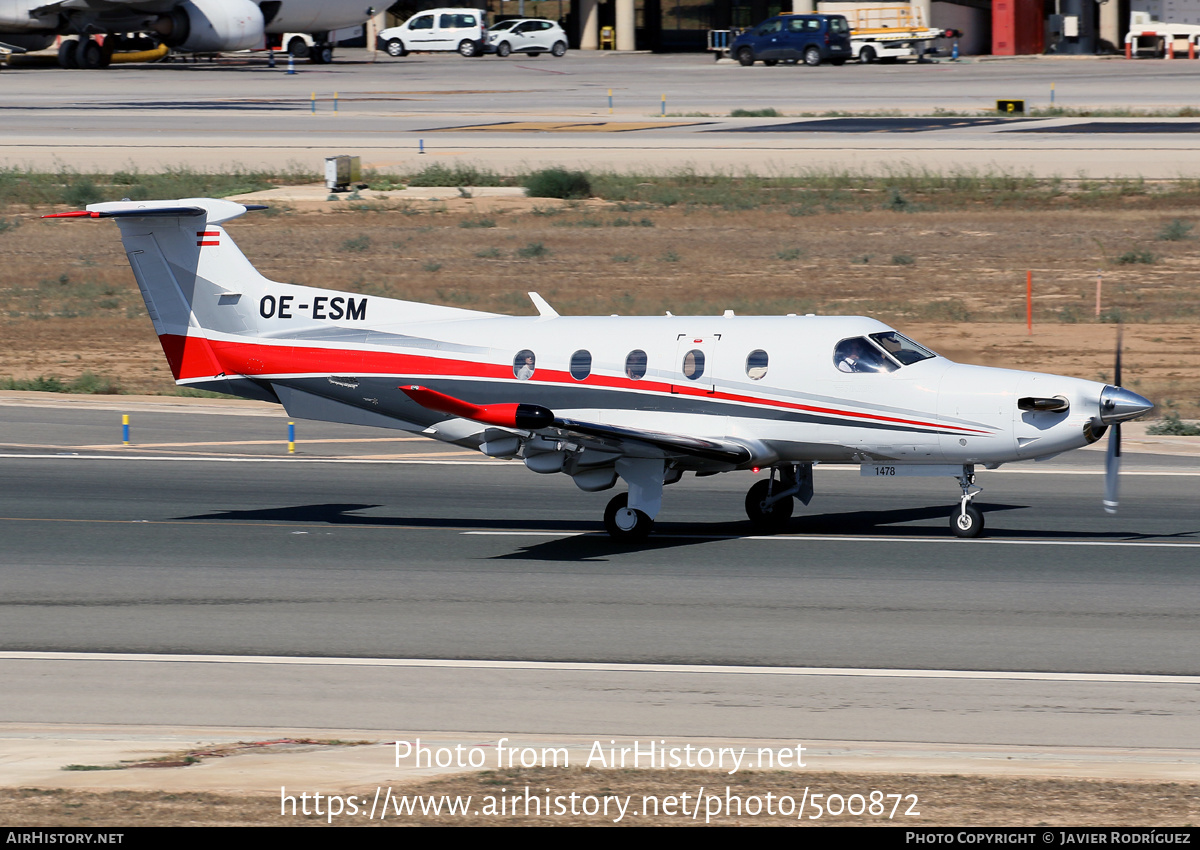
xmin=42 ymin=198 xmax=266 ymax=225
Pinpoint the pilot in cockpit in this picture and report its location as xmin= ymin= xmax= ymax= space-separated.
xmin=835 ymin=337 xmax=893 ymax=373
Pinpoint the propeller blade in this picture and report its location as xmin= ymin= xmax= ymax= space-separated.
xmin=1104 ymin=423 xmax=1121 ymax=514
xmin=1113 ymin=324 xmax=1123 ymax=389
xmin=1103 ymin=324 xmax=1125 ymax=515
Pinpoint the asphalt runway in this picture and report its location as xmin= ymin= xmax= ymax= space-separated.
xmin=4 ymin=51 xmax=1200 ymax=175
xmin=1 ymin=399 xmax=1198 ymax=771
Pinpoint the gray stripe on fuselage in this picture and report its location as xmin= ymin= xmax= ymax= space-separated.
xmin=273 ymin=375 xmax=982 ymax=437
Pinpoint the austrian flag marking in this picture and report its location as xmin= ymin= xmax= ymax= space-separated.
xmin=197 ymin=230 xmax=220 ymax=247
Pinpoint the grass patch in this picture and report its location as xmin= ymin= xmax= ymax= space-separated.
xmin=730 ymin=108 xmax=780 ymax=118
xmin=341 ymin=235 xmax=370 ymax=252
xmin=891 ymin=254 xmax=915 ymax=266
xmin=775 ymin=248 xmax=804 ymax=261
xmin=475 ymin=247 xmax=501 ymax=258
xmin=459 ymin=217 xmax=497 ymax=229
xmin=405 ymin=163 xmax=502 ymax=188
xmin=2 ymin=373 xmax=121 ymax=394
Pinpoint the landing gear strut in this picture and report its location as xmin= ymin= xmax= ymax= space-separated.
xmin=950 ymin=466 xmax=984 ymax=538
xmin=744 ymin=462 xmax=813 ymax=532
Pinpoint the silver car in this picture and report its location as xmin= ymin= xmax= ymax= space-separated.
xmin=485 ymin=19 xmax=568 ymax=57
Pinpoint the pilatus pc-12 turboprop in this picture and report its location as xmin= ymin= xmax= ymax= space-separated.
xmin=46 ymin=198 xmax=1154 ymax=539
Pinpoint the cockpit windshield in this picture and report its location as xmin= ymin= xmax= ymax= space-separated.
xmin=834 ymin=337 xmax=897 ymax=373
xmin=869 ymin=331 xmax=936 ymax=365
xmin=833 ymin=332 xmax=936 ymax=374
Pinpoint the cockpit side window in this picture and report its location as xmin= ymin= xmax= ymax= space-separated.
xmin=869 ymin=331 xmax=936 ymax=366
xmin=834 ymin=337 xmax=898 ymax=374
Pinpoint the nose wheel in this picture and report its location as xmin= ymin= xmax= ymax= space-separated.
xmin=950 ymin=468 xmax=984 ymax=538
xmin=604 ymin=493 xmax=653 ymax=540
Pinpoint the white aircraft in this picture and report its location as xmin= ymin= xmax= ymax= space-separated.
xmin=0 ymin=0 xmax=373 ymax=68
xmin=45 ymin=198 xmax=1155 ymax=539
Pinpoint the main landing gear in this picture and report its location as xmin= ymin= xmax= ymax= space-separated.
xmin=744 ymin=462 xmax=814 ymax=532
xmin=951 ymin=467 xmax=984 ymax=538
xmin=601 ymin=458 xmax=666 ymax=540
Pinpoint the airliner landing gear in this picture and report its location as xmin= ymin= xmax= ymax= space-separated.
xmin=744 ymin=463 xmax=813 ymax=532
xmin=604 ymin=493 xmax=653 ymax=540
xmin=950 ymin=467 xmax=984 ymax=538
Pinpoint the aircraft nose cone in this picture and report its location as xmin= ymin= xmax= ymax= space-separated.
xmin=1099 ymin=386 xmax=1154 ymax=424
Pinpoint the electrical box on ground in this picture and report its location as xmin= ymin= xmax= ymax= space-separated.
xmin=325 ymin=155 xmax=362 ymax=192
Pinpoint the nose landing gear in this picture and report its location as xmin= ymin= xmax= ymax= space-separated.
xmin=951 ymin=467 xmax=984 ymax=538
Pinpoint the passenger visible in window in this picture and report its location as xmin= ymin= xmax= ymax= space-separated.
xmin=625 ymin=349 xmax=648 ymax=380
xmin=514 ymin=350 xmax=536 ymax=380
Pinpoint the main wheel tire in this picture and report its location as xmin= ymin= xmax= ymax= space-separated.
xmin=551 ymin=40 xmax=567 ymax=57
xmin=287 ymin=37 xmax=310 ymax=58
xmin=496 ymin=41 xmax=511 ymax=57
xmin=458 ymin=39 xmax=477 ymax=57
xmin=604 ymin=493 xmax=654 ymax=540
xmin=57 ymin=39 xmax=80 ymax=69
xmin=745 ymin=479 xmax=794 ymax=532
xmin=950 ymin=505 xmax=984 ymax=538
xmin=385 ymin=38 xmax=406 ymax=57
xmin=737 ymin=47 xmax=755 ymax=66
xmin=76 ymin=38 xmax=103 ymax=69
xmin=859 ymin=45 xmax=877 ymax=63
xmin=310 ymin=44 xmax=333 ymax=64
xmin=804 ymin=46 xmax=822 ymax=66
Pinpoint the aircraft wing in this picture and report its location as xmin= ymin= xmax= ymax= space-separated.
xmin=400 ymin=385 xmax=752 ymax=466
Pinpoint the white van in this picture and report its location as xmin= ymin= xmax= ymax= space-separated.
xmin=378 ymin=8 xmax=488 ymax=58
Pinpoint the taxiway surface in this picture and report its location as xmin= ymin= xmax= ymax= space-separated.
xmin=4 ymin=51 xmax=1200 ymax=175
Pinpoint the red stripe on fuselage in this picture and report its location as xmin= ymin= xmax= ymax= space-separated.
xmin=163 ymin=334 xmax=989 ymax=435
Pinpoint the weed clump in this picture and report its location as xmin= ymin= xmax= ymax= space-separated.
xmin=524 ymin=168 xmax=592 ymax=200
xmin=1146 ymin=412 xmax=1200 ymax=435
xmin=1157 ymin=219 xmax=1194 ymax=241
xmin=1115 ymin=250 xmax=1155 ymax=265
xmin=730 ymin=108 xmax=780 ymax=118
xmin=516 ymin=242 xmax=549 ymax=259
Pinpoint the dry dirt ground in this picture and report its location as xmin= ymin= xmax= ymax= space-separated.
xmin=5 ymin=765 xmax=1200 ymax=827
xmin=2 ymin=195 xmax=1198 ymax=827
xmin=1 ymin=194 xmax=1198 ymax=418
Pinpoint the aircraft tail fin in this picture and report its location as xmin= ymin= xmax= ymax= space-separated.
xmin=46 ymin=199 xmax=287 ymax=384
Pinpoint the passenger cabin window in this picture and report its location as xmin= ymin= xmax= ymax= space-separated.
xmin=570 ymin=350 xmax=592 ymax=381
xmin=514 ymin=349 xmax=536 ymax=380
xmin=682 ymin=349 xmax=705 ymax=381
xmin=869 ymin=331 xmax=936 ymax=366
xmin=410 ymin=15 xmax=433 ymax=29
xmin=757 ymin=20 xmax=782 ymax=35
xmin=746 ymin=350 xmax=769 ymax=380
xmin=834 ymin=337 xmax=898 ymax=374
xmin=625 ymin=350 xmax=648 ymax=380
